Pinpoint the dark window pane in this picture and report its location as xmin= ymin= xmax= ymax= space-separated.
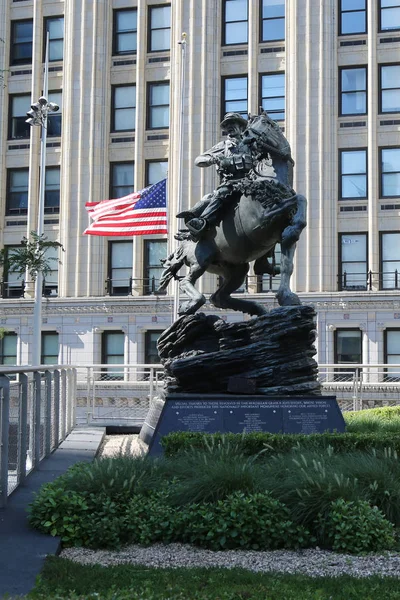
xmin=7 ymin=169 xmax=29 ymax=214
xmin=10 ymin=95 xmax=31 ymax=139
xmin=115 ymin=10 xmax=137 ymax=54
xmin=146 ymin=161 xmax=168 ymax=185
xmin=381 ymin=148 xmax=400 ymax=197
xmin=262 ymin=0 xmax=285 ymax=41
xmin=144 ymin=240 xmax=167 ymax=294
xmin=340 ymin=150 xmax=367 ymax=199
xmin=41 ymin=332 xmax=59 ymax=365
xmin=46 ymin=17 xmax=64 ymax=61
xmin=109 ymin=241 xmax=133 ymax=295
xmin=341 ymin=11 xmax=366 ymax=34
xmin=11 ymin=20 xmax=33 ymax=65
xmin=145 ymin=331 xmax=163 ymax=364
xmin=111 ymin=162 xmax=134 ymax=198
xmin=45 ymin=167 xmax=60 ymax=212
xmin=149 ymin=6 xmax=171 ymax=51
xmin=148 ymin=83 xmax=170 ymax=129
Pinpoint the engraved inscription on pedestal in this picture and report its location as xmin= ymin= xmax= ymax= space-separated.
xmin=147 ymin=394 xmax=345 ymax=455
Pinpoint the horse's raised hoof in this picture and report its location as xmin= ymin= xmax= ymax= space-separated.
xmin=276 ymin=290 xmax=301 ymax=307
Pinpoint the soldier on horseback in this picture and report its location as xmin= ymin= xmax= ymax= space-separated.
xmin=177 ymin=112 xmax=254 ymax=239
xmin=177 ymin=111 xmax=295 ymax=241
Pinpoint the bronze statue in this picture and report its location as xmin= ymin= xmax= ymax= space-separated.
xmin=159 ymin=111 xmax=307 ymax=317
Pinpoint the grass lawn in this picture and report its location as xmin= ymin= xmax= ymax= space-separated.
xmin=28 ymin=556 xmax=400 ymax=600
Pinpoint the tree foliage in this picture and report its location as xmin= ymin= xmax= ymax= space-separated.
xmin=0 ymin=232 xmax=64 ymax=281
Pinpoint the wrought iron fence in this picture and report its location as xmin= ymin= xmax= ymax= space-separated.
xmin=0 ymin=366 xmax=76 ymax=507
xmin=338 ymin=270 xmax=400 ymax=291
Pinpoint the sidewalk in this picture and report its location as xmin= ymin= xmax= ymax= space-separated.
xmin=0 ymin=427 xmax=105 ymax=599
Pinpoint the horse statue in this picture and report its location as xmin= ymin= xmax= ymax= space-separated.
xmin=159 ymin=112 xmax=307 ymax=317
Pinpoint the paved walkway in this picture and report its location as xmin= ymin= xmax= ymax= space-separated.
xmin=0 ymin=427 xmax=105 ymax=599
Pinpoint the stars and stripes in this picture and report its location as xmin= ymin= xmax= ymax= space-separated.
xmin=84 ymin=178 xmax=168 ymax=236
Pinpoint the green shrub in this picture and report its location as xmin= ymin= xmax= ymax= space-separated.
xmin=263 ymin=450 xmax=360 ymax=526
xmin=180 ymin=492 xmax=312 ymax=551
xmin=161 ymin=431 xmax=400 ymax=458
xmin=60 ymin=454 xmax=165 ymax=501
xmin=124 ymin=492 xmax=178 ymax=545
xmin=28 ymin=486 xmax=90 ymax=545
xmin=165 ymin=438 xmax=268 ymax=505
xmin=320 ymin=499 xmax=395 ymax=554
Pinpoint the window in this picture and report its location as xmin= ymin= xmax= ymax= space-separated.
xmin=112 ymin=85 xmax=136 ymax=132
xmin=101 ymin=331 xmax=124 ymax=379
xmin=334 ymin=329 xmax=362 ymax=380
xmin=2 ymin=246 xmax=25 ymax=298
xmin=144 ymin=240 xmax=167 ymax=294
xmin=10 ymin=20 xmax=33 ymax=65
xmin=339 ymin=0 xmax=366 ymax=35
xmin=47 ymin=91 xmax=62 ymax=136
xmin=261 ymin=0 xmax=285 ymax=42
xmin=339 ymin=149 xmax=367 ymax=200
xmin=148 ymin=5 xmax=171 ymax=52
xmin=339 ymin=233 xmax=367 ymax=290
xmin=380 ymin=65 xmax=400 ymax=114
xmin=260 ymin=73 xmax=285 ymax=121
xmin=9 ymin=94 xmax=31 ymax=139
xmin=43 ymin=246 xmax=59 ymax=297
xmin=113 ymin=9 xmax=137 ymax=55
xmin=380 ymin=147 xmax=400 ymax=197
xmin=145 ymin=160 xmax=168 ymax=185
xmin=340 ymin=67 xmax=367 ymax=116
xmin=147 ymin=82 xmax=170 ymax=129
xmin=45 ymin=167 xmax=60 ymax=213
xmin=223 ymin=0 xmax=248 ymax=45
xmin=384 ymin=330 xmax=400 ymax=379
xmin=108 ymin=241 xmax=133 ymax=296
xmin=145 ymin=330 xmax=163 ymax=364
xmin=41 ymin=332 xmax=59 ymax=365
xmin=0 ymin=333 xmax=17 ymax=366
xmin=6 ymin=168 xmax=29 ymax=215
xmin=380 ymin=0 xmax=400 ymax=31
xmin=222 ymin=76 xmax=248 ymax=118
xmin=45 ymin=17 xmax=64 ymax=61
xmin=258 ymin=244 xmax=281 ymax=292
xmin=381 ymin=232 xmax=400 ymax=289
xmin=110 ymin=162 xmax=134 ymax=198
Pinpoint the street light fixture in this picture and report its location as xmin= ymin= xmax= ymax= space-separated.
xmin=25 ymin=38 xmax=59 ymax=365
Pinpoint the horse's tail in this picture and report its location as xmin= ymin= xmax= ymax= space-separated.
xmin=158 ymin=244 xmax=186 ymax=292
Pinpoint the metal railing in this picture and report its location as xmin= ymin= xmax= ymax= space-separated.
xmin=339 ymin=270 xmax=400 ymax=291
xmin=75 ymin=364 xmax=164 ymax=426
xmin=104 ymin=277 xmax=167 ymax=296
xmin=0 ymin=279 xmax=58 ymax=299
xmin=0 ymin=365 xmax=76 ymax=507
xmin=318 ymin=364 xmax=400 ymax=411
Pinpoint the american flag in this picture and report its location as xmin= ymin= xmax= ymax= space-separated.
xmin=84 ymin=179 xmax=168 ymax=236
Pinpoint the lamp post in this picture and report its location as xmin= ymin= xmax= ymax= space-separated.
xmin=25 ymin=38 xmax=59 ymax=365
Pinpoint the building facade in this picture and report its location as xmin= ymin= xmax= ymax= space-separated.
xmin=0 ymin=0 xmax=399 ymax=374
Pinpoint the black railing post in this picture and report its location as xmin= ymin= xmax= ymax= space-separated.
xmin=396 ymin=270 xmax=398 ymax=289
xmin=151 ymin=276 xmax=156 ymax=294
xmin=105 ymin=277 xmax=111 ymax=295
xmin=129 ymin=276 xmax=133 ymax=295
xmin=0 ymin=280 xmax=4 ymax=298
xmin=368 ymin=270 xmax=372 ymax=291
xmin=343 ymin=271 xmax=347 ymax=290
xmin=22 ymin=279 xmax=25 ymax=297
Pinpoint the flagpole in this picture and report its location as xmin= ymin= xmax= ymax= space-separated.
xmin=173 ymin=32 xmax=187 ymax=323
xmin=32 ymin=33 xmax=49 ymax=366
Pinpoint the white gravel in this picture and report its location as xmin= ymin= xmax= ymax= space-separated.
xmin=66 ymin=434 xmax=400 ymax=578
xmin=60 ymin=543 xmax=400 ymax=578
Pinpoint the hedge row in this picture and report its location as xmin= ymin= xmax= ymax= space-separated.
xmin=161 ymin=431 xmax=400 ymax=457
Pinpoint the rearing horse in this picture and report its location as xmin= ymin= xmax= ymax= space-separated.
xmin=159 ymin=113 xmax=307 ymax=317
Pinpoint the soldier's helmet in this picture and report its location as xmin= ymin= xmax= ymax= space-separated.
xmin=220 ymin=112 xmax=248 ymax=134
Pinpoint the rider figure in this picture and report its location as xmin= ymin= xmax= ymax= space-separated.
xmin=177 ymin=112 xmax=253 ymax=239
